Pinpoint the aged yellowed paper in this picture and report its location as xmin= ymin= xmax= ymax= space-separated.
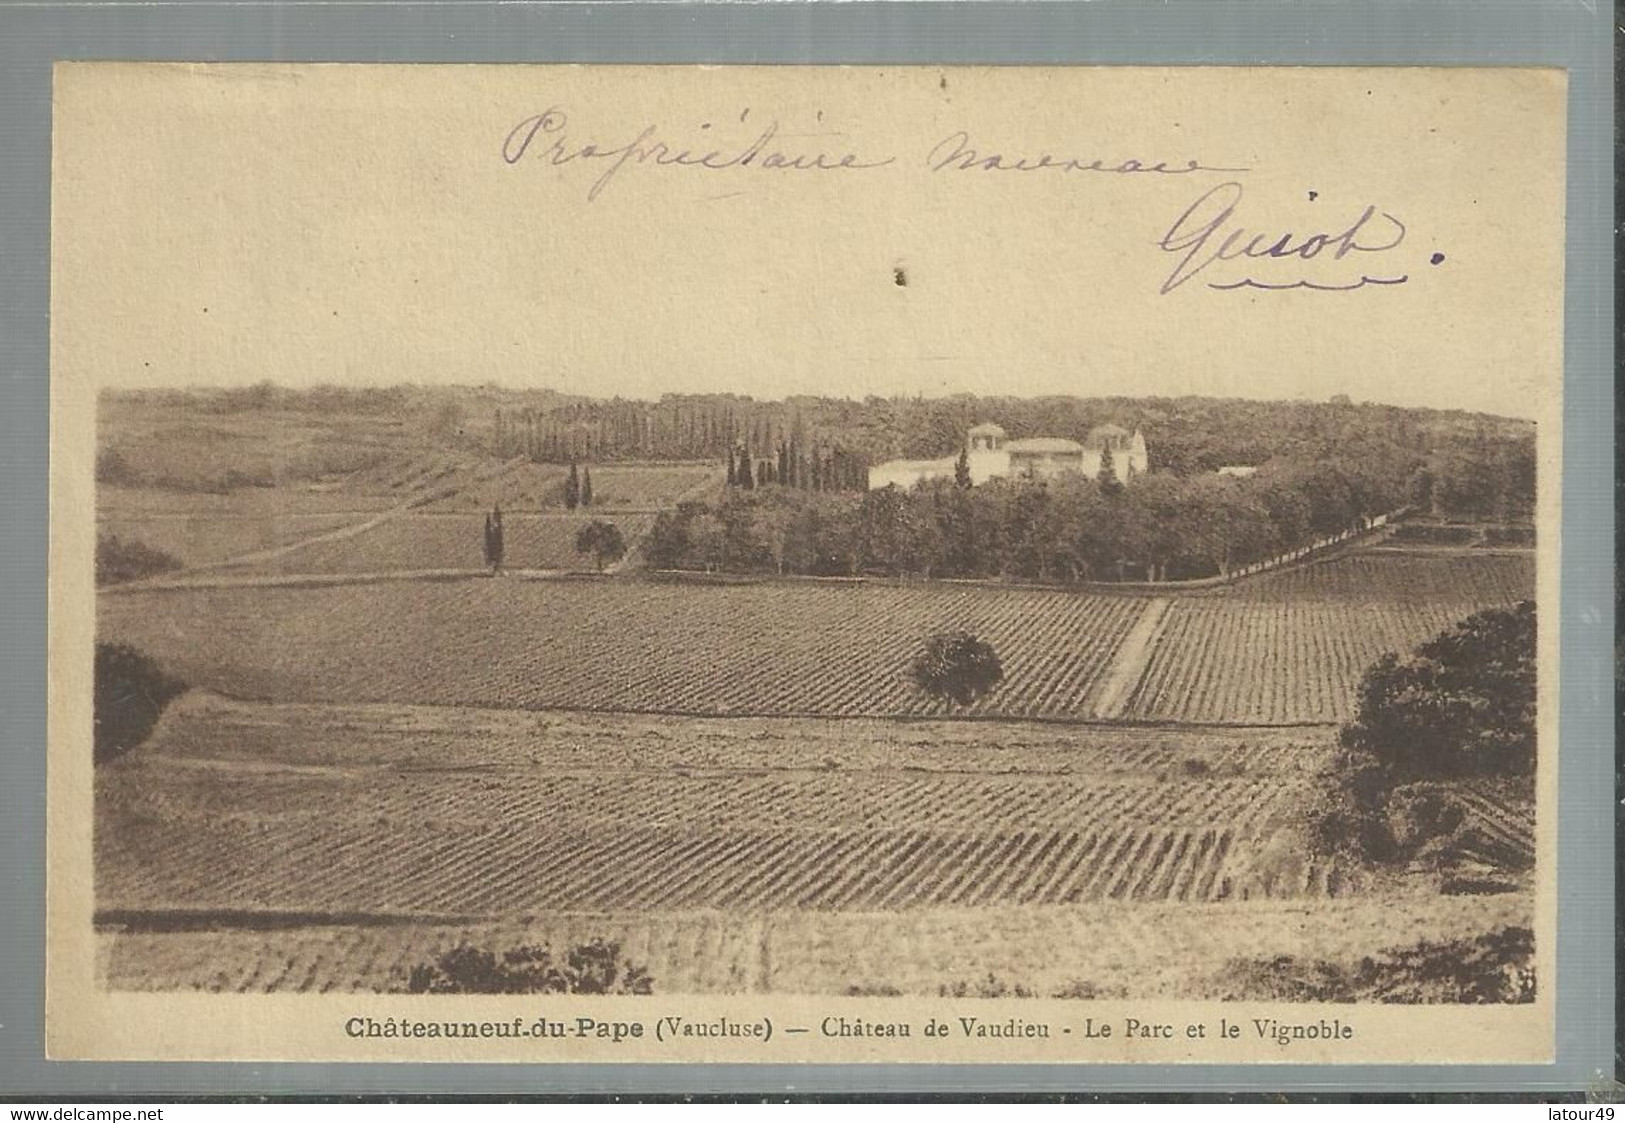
xmin=51 ymin=62 xmax=1564 ymax=1063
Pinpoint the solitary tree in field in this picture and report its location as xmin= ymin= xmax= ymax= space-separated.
xmin=581 ymin=466 xmax=594 ymax=507
xmin=483 ymin=504 xmax=505 ymax=574
xmin=912 ymin=630 xmax=1004 ymax=707
xmin=565 ymin=463 xmax=581 ymax=510
xmin=575 ymin=520 xmax=627 ymax=572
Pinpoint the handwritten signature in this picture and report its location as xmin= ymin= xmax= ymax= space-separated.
xmin=500 ymin=110 xmax=1420 ymax=296
xmin=1157 ymin=182 xmax=1409 ymax=294
xmin=502 ymin=107 xmax=895 ymax=202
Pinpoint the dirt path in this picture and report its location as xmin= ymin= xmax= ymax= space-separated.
xmin=1089 ymin=597 xmax=1170 ymax=719
xmin=142 ymin=456 xmax=532 ymax=580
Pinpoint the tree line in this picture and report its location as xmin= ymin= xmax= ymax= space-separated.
xmin=482 ymin=390 xmax=1531 ymax=481
xmin=725 ymin=440 xmax=869 ymax=493
xmin=647 ymin=458 xmax=1410 ymax=583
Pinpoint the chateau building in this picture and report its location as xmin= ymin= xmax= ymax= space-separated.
xmin=869 ymin=422 xmax=1150 ymax=491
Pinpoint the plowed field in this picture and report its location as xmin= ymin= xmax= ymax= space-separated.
xmin=96 ymin=695 xmax=1347 ymax=922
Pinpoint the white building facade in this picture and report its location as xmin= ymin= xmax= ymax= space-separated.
xmin=870 ymin=422 xmax=1150 ymax=491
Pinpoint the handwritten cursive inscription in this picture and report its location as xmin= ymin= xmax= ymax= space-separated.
xmin=926 ymin=131 xmax=1249 ymax=177
xmin=502 ymin=108 xmax=896 ymax=201
xmin=1156 ymin=182 xmax=1409 ymax=294
xmin=1207 ymin=275 xmax=1409 ymax=292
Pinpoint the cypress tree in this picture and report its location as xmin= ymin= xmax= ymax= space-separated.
xmin=581 ymin=466 xmax=593 ymax=507
xmin=565 ymin=463 xmax=581 ymax=509
xmin=1098 ymin=444 xmax=1123 ymax=497
xmin=955 ymin=447 xmax=973 ymax=489
xmin=726 ymin=447 xmax=737 ymax=487
xmin=738 ymin=454 xmax=754 ymax=490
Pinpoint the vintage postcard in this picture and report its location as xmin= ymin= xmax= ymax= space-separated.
xmin=49 ymin=63 xmax=1565 ymax=1064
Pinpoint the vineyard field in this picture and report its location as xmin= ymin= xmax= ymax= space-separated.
xmin=1122 ymin=600 xmax=1506 ymax=724
xmin=96 ymin=695 xmax=1346 ymax=921
xmin=422 ymin=462 xmax=724 ymax=513
xmin=556 ymin=464 xmax=726 ymax=509
xmin=1233 ymin=549 xmax=1534 ymax=605
xmin=98 ymin=484 xmax=400 ymax=519
xmin=97 ymin=453 xmax=537 ymax=572
xmin=1121 ymin=551 xmax=1535 ymax=724
xmin=217 ymin=512 xmax=659 ymax=575
xmin=98 ymin=513 xmax=364 ymax=570
xmin=99 ymin=550 xmax=1532 ymax=723
xmin=99 ymin=579 xmax=1147 ymax=718
xmin=94 ymin=695 xmax=1534 ymax=995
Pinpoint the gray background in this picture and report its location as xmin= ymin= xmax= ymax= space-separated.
xmin=0 ymin=0 xmax=1612 ymax=1097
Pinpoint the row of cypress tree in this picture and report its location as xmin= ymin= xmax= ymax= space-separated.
xmin=725 ymin=441 xmax=868 ymax=492
xmin=563 ymin=463 xmax=594 ymax=509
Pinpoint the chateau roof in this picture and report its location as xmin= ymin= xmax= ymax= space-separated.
xmin=1006 ymin=437 xmax=1085 ymax=454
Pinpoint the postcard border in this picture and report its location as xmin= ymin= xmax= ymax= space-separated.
xmin=0 ymin=0 xmax=1613 ymax=1097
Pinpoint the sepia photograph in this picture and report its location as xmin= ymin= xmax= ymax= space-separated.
xmin=90 ymin=384 xmax=1539 ymax=1005
xmin=48 ymin=62 xmax=1564 ymax=1063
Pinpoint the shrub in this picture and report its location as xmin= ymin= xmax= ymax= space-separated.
xmin=94 ymin=643 xmax=187 ymax=764
xmin=1339 ymin=601 xmax=1534 ymax=782
xmin=1205 ymin=926 xmax=1535 ymax=1004
xmin=1052 ymin=979 xmax=1128 ymax=1000
xmin=404 ymin=939 xmax=653 ymax=995
xmin=937 ymin=973 xmax=1034 ymax=999
xmin=1384 ymin=783 xmax=1467 ymax=851
xmin=912 ymin=630 xmax=1003 ymax=706
xmin=96 ymin=534 xmax=184 ymax=586
xmin=1310 ymin=603 xmax=1536 ymax=866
